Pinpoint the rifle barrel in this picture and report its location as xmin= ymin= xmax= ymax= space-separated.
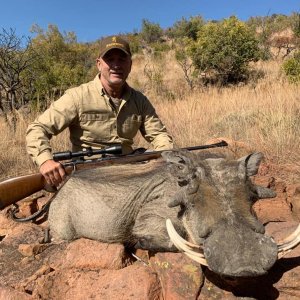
xmin=183 ymin=140 xmax=228 ymax=151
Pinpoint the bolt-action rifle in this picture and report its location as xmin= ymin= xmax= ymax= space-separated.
xmin=0 ymin=140 xmax=228 ymax=210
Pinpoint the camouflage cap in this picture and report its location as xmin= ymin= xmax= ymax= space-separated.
xmin=99 ymin=36 xmax=131 ymax=58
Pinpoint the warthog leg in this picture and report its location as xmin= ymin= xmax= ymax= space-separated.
xmin=166 ymin=219 xmax=208 ymax=266
xmin=277 ymin=223 xmax=300 ymax=258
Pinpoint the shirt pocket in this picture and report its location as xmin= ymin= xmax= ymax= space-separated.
xmin=119 ymin=114 xmax=143 ymax=139
xmin=80 ymin=112 xmax=112 ymax=141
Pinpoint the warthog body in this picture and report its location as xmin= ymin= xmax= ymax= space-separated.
xmin=49 ymin=151 xmax=278 ymax=277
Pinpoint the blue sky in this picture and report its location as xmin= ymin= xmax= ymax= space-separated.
xmin=0 ymin=0 xmax=299 ymax=42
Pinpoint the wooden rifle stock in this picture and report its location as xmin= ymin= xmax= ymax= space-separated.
xmin=0 ymin=173 xmax=45 ymax=210
xmin=0 ymin=140 xmax=228 ymax=210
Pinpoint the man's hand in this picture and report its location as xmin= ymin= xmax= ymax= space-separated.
xmin=39 ymin=159 xmax=66 ymax=187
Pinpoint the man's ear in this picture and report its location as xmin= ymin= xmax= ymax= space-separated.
xmin=96 ymin=58 xmax=102 ymax=72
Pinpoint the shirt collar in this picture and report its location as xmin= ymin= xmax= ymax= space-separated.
xmin=94 ymin=73 xmax=132 ymax=101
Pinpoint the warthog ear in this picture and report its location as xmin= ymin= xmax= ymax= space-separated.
xmin=239 ymin=152 xmax=277 ymax=200
xmin=238 ymin=152 xmax=264 ymax=176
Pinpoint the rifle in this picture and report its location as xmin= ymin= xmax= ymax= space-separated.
xmin=0 ymin=140 xmax=228 ymax=210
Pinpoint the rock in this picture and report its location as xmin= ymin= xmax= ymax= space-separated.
xmin=0 ymin=285 xmax=32 ymax=300
xmin=18 ymin=243 xmax=48 ymax=257
xmin=16 ymin=199 xmax=39 ymax=218
xmin=34 ymin=264 xmax=162 ymax=300
xmin=15 ymin=265 xmax=53 ymax=295
xmin=1 ymin=222 xmax=44 ymax=247
xmin=0 ymin=210 xmax=19 ymax=236
xmin=150 ymin=252 xmax=204 ymax=299
xmin=56 ymin=238 xmax=132 ymax=270
xmin=253 ymin=198 xmax=292 ymax=224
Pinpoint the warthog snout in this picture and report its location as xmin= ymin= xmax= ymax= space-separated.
xmin=203 ymin=223 xmax=278 ymax=277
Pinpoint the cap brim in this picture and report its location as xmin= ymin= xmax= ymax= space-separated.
xmin=101 ymin=47 xmax=131 ymax=58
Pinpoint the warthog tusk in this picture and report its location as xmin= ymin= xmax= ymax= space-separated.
xmin=184 ymin=251 xmax=208 ymax=266
xmin=166 ymin=219 xmax=208 ymax=266
xmin=166 ymin=219 xmax=203 ymax=250
xmin=277 ymin=223 xmax=300 ymax=258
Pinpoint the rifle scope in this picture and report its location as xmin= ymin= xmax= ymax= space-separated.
xmin=53 ymin=145 xmax=123 ymax=161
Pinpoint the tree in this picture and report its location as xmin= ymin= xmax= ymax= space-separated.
xmin=168 ymin=16 xmax=204 ymax=41
xmin=247 ymin=13 xmax=299 ymax=59
xmin=189 ymin=16 xmax=261 ymax=84
xmin=27 ymin=24 xmax=92 ymax=110
xmin=0 ymin=28 xmax=34 ymax=131
xmin=175 ymin=38 xmax=199 ymax=90
xmin=140 ymin=19 xmax=163 ymax=44
xmin=282 ymin=50 xmax=300 ymax=83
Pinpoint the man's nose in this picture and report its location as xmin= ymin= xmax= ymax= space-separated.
xmin=111 ymin=62 xmax=121 ymax=69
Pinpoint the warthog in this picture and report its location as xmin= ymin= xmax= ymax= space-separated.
xmin=49 ymin=151 xmax=300 ymax=277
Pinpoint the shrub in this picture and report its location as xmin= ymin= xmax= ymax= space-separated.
xmin=175 ymin=38 xmax=199 ymax=90
xmin=282 ymin=51 xmax=300 ymax=83
xmin=140 ymin=19 xmax=164 ymax=44
xmin=167 ymin=16 xmax=205 ymax=41
xmin=189 ymin=16 xmax=261 ymax=84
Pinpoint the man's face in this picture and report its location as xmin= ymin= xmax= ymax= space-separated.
xmin=97 ymin=49 xmax=132 ymax=88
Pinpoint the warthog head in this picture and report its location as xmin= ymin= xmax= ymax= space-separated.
xmin=162 ymin=151 xmax=300 ymax=277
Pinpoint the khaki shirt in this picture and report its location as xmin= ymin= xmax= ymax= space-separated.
xmin=26 ymin=74 xmax=174 ymax=167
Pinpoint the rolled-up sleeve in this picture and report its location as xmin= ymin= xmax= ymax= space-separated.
xmin=26 ymin=91 xmax=78 ymax=167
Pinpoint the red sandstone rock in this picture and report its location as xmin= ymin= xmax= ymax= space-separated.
xmin=34 ymin=264 xmax=162 ymax=300
xmin=150 ymin=252 xmax=204 ymax=300
xmin=18 ymin=243 xmax=48 ymax=257
xmin=0 ymin=285 xmax=33 ymax=300
xmin=57 ymin=238 xmax=132 ymax=270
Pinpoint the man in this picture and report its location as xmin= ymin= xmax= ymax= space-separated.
xmin=26 ymin=36 xmax=173 ymax=187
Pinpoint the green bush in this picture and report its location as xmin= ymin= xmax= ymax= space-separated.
xmin=282 ymin=51 xmax=300 ymax=83
xmin=140 ymin=19 xmax=164 ymax=44
xmin=189 ymin=16 xmax=261 ymax=84
xmin=126 ymin=33 xmax=141 ymax=55
xmin=167 ymin=16 xmax=204 ymax=41
xmin=151 ymin=42 xmax=171 ymax=58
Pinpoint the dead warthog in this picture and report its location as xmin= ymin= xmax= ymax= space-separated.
xmin=48 ymin=151 xmax=300 ymax=277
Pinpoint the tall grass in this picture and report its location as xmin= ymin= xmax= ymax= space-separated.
xmin=0 ymin=52 xmax=299 ymax=181
xmin=131 ymin=53 xmax=300 ymax=165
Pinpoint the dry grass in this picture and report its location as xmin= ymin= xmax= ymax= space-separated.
xmin=0 ymin=52 xmax=299 ymax=181
xmin=131 ymin=53 xmax=300 ymax=165
xmin=0 ymin=113 xmax=71 ymax=180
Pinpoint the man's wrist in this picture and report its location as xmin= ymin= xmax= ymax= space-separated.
xmin=36 ymin=151 xmax=53 ymax=168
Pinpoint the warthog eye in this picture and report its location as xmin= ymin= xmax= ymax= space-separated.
xmin=178 ymin=179 xmax=189 ymax=187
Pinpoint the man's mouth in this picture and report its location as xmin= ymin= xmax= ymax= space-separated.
xmin=110 ymin=71 xmax=123 ymax=76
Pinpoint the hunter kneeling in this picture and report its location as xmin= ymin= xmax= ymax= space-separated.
xmin=26 ymin=35 xmax=173 ymax=187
